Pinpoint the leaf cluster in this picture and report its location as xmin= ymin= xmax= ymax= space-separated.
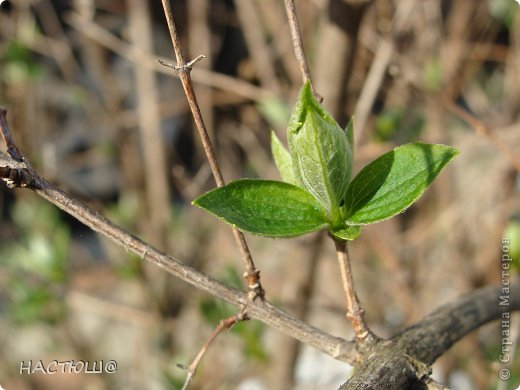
xmin=194 ymin=83 xmax=459 ymax=241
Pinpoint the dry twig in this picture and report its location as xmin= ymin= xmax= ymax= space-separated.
xmin=284 ymin=0 xmax=321 ymax=101
xmin=159 ymin=0 xmax=264 ymax=300
xmin=158 ymin=3 xmax=266 ymax=386
xmin=180 ymin=309 xmax=248 ymax=390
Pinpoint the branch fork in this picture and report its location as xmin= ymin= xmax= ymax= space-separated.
xmin=157 ymin=54 xmax=205 ymax=72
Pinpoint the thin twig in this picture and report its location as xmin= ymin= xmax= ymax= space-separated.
xmin=0 ymin=107 xmax=353 ymax=363
xmin=159 ymin=0 xmax=264 ymax=299
xmin=283 ymin=0 xmax=321 ymax=101
xmin=180 ymin=309 xmax=249 ymax=390
xmin=333 ymin=239 xmax=373 ymax=342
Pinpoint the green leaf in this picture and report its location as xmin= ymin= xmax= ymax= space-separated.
xmin=193 ymin=179 xmax=328 ymax=238
xmin=331 ymin=225 xmax=362 ymax=241
xmin=271 ymin=131 xmax=296 ymax=185
xmin=287 ymin=82 xmax=353 ymax=224
xmin=345 ymin=142 xmax=459 ymax=224
xmin=345 ymin=116 xmax=355 ymax=154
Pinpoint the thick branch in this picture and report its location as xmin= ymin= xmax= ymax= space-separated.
xmin=340 ymin=282 xmax=520 ymax=389
xmin=399 ymin=282 xmax=520 ymax=364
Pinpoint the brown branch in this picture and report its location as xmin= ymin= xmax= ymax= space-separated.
xmin=180 ymin=309 xmax=249 ymax=390
xmin=283 ymin=0 xmax=321 ymax=101
xmin=159 ymin=0 xmax=264 ymax=299
xmin=340 ymin=282 xmax=520 ymax=389
xmin=334 ymin=239 xmax=374 ymax=342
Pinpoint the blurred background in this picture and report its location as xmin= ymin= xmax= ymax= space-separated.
xmin=0 ymin=0 xmax=519 ymax=389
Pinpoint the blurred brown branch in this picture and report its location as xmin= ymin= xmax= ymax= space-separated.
xmin=65 ymin=11 xmax=273 ymax=103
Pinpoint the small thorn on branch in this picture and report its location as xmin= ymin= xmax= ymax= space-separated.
xmin=157 ymin=55 xmax=205 ymax=72
xmin=176 ymin=363 xmax=188 ymax=370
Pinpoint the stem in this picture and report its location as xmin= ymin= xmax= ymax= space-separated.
xmin=160 ymin=0 xmax=263 ymax=298
xmin=283 ymin=0 xmax=321 ymax=101
xmin=334 ymin=239 xmax=372 ymax=341
xmin=181 ymin=310 xmax=248 ymax=390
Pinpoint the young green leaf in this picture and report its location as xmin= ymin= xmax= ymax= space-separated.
xmin=287 ymin=82 xmax=353 ymax=224
xmin=331 ymin=225 xmax=362 ymax=241
xmin=271 ymin=131 xmax=297 ymax=185
xmin=193 ymin=179 xmax=328 ymax=238
xmin=345 ymin=142 xmax=459 ymax=225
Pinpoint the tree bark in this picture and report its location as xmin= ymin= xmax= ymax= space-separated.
xmin=339 ymin=282 xmax=520 ymax=389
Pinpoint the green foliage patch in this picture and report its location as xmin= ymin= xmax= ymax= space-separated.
xmin=194 ymin=82 xmax=459 ymax=241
